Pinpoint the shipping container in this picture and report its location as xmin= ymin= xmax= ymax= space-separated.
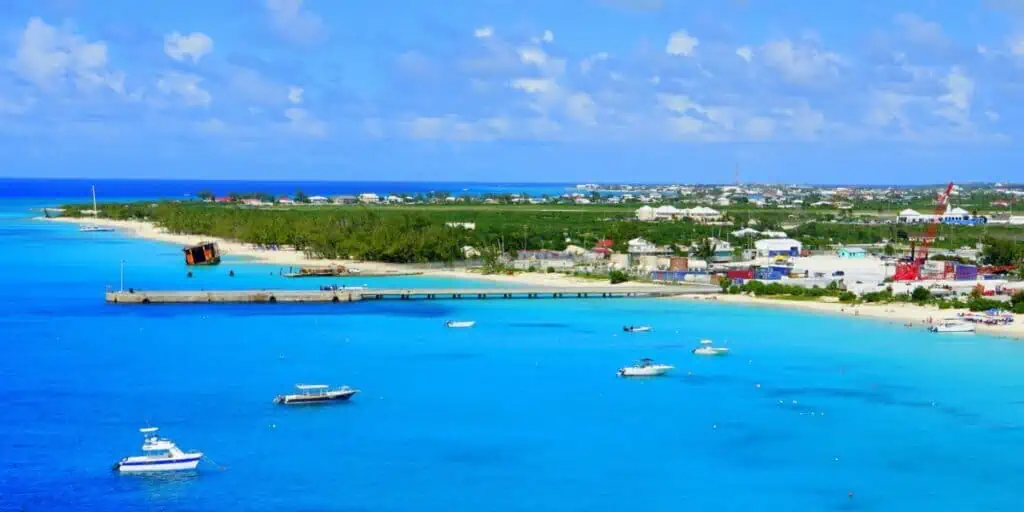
xmin=726 ymin=269 xmax=755 ymax=280
xmin=954 ymin=264 xmax=978 ymax=280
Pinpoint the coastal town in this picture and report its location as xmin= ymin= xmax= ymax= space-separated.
xmin=49 ymin=181 xmax=1024 ymax=336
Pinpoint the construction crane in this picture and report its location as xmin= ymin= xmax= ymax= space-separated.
xmin=893 ymin=182 xmax=955 ymax=281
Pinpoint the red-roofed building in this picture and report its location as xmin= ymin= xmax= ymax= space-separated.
xmin=595 ymin=239 xmax=614 ymax=249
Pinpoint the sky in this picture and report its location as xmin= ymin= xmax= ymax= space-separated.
xmin=1 ymin=0 xmax=1024 ymax=184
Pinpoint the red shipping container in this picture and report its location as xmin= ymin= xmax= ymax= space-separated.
xmin=726 ymin=269 xmax=754 ymax=280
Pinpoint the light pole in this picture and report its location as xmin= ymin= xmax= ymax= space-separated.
xmin=119 ymin=259 xmax=125 ymax=292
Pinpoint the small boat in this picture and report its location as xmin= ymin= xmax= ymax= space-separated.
xmin=273 ymin=384 xmax=359 ymax=405
xmin=929 ymin=320 xmax=976 ymax=333
xmin=617 ymin=358 xmax=674 ymax=377
xmin=692 ymin=339 xmax=730 ymax=356
xmin=623 ymin=325 xmax=652 ymax=333
xmin=80 ymin=185 xmax=115 ymax=232
xmin=113 ymin=427 xmax=203 ymax=473
xmin=445 ymin=320 xmax=476 ymax=328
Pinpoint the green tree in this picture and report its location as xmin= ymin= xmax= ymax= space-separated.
xmin=609 ymin=270 xmax=629 ymax=284
xmin=694 ymin=238 xmax=714 ymax=260
xmin=981 ymin=237 xmax=1021 ymax=266
xmin=911 ymin=286 xmax=931 ymax=302
xmin=883 ymin=243 xmax=896 ymax=256
xmin=294 ymin=190 xmax=310 ymax=204
xmin=196 ymin=190 xmax=215 ymax=201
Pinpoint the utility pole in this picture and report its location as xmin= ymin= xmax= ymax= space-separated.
xmin=119 ymin=259 xmax=125 ymax=292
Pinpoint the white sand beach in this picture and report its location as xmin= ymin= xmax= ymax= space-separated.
xmin=43 ymin=216 xmax=1024 ymax=338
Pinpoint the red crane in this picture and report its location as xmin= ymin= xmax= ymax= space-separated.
xmin=893 ymin=182 xmax=954 ymax=281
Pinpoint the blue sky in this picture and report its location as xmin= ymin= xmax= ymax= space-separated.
xmin=1 ymin=0 xmax=1023 ymax=183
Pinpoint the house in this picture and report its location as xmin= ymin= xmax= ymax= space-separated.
xmin=308 ymin=195 xmax=329 ymax=205
xmin=837 ymin=247 xmax=867 ymax=259
xmin=711 ymin=241 xmax=733 ymax=263
xmin=635 ymin=205 xmax=656 ymax=221
xmin=594 ymin=239 xmax=614 ymax=249
xmin=754 ymin=238 xmax=802 ymax=258
xmin=241 ymin=198 xmax=266 ymax=206
xmin=215 ymin=196 xmax=232 ymax=203
xmin=358 ymin=193 xmax=380 ymax=204
xmin=278 ymin=197 xmax=296 ymax=205
xmin=385 ymin=195 xmax=404 ymax=203
xmin=446 ymin=222 xmax=476 ymax=230
xmin=683 ymin=206 xmax=722 ymax=223
xmin=627 ymin=238 xmax=660 ymax=254
xmin=716 ymin=197 xmax=731 ymax=206
xmin=331 ymin=195 xmax=357 ymax=205
xmin=653 ymin=205 xmax=683 ymax=220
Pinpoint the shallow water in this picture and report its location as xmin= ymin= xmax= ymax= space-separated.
xmin=3 ymin=198 xmax=1024 ymax=511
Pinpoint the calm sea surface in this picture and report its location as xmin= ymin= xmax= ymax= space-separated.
xmin=3 ymin=182 xmax=1024 ymax=511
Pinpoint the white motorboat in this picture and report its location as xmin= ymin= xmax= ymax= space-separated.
xmin=692 ymin=339 xmax=730 ymax=356
xmin=274 ymin=384 xmax=359 ymax=405
xmin=446 ymin=320 xmax=476 ymax=328
xmin=80 ymin=185 xmax=115 ymax=232
xmin=113 ymin=428 xmax=203 ymax=473
xmin=617 ymin=358 xmax=674 ymax=377
xmin=623 ymin=325 xmax=652 ymax=333
xmin=929 ymin=320 xmax=976 ymax=333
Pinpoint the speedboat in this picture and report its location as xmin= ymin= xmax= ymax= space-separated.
xmin=623 ymin=325 xmax=652 ymax=333
xmin=273 ymin=384 xmax=359 ymax=405
xmin=80 ymin=224 xmax=115 ymax=232
xmin=446 ymin=320 xmax=476 ymax=328
xmin=692 ymin=339 xmax=730 ymax=356
xmin=113 ymin=427 xmax=202 ymax=473
xmin=617 ymin=358 xmax=673 ymax=377
xmin=929 ymin=320 xmax=976 ymax=333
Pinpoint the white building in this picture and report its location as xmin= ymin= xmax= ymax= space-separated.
xmin=358 ymin=193 xmax=380 ymax=204
xmin=446 ymin=222 xmax=476 ymax=230
xmin=754 ymin=238 xmax=803 ymax=258
xmin=635 ymin=205 xmax=656 ymax=221
xmin=308 ymin=195 xmax=329 ymax=205
xmin=627 ymin=237 xmax=659 ymax=254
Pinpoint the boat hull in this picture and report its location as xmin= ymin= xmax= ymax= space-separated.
xmin=115 ymin=456 xmax=201 ymax=473
xmin=446 ymin=321 xmax=476 ymax=328
xmin=693 ymin=347 xmax=729 ymax=356
xmin=274 ymin=390 xmax=358 ymax=405
xmin=617 ymin=365 xmax=673 ymax=377
xmin=930 ymin=325 xmax=975 ymax=333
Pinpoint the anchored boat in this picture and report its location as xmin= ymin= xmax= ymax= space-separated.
xmin=929 ymin=320 xmax=976 ymax=333
xmin=273 ymin=384 xmax=359 ymax=405
xmin=617 ymin=358 xmax=673 ymax=377
xmin=113 ymin=427 xmax=203 ymax=473
xmin=692 ymin=339 xmax=730 ymax=356
xmin=80 ymin=185 xmax=115 ymax=233
xmin=623 ymin=325 xmax=652 ymax=333
xmin=445 ymin=320 xmax=476 ymax=328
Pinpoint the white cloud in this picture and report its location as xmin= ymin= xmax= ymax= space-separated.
xmin=985 ymin=110 xmax=1000 ymax=122
xmin=474 ymin=26 xmax=494 ymax=39
xmin=566 ymin=93 xmax=597 ymax=126
xmin=935 ymin=67 xmax=974 ymax=124
xmin=265 ymin=0 xmax=324 ymax=45
xmin=510 ymin=77 xmax=557 ymax=94
xmin=761 ymin=39 xmax=841 ymax=86
xmin=580 ymin=52 xmax=609 ymax=73
xmin=894 ymin=13 xmax=948 ymax=47
xmin=666 ymin=30 xmax=699 ymax=57
xmin=284 ymin=107 xmax=326 ymax=137
xmin=164 ymin=32 xmax=213 ymax=63
xmin=227 ymin=67 xmax=289 ymax=105
xmin=736 ymin=46 xmax=753 ymax=62
xmin=866 ymin=90 xmax=914 ymax=128
xmin=658 ymin=93 xmax=703 ymax=115
xmin=12 ymin=17 xmax=124 ymax=94
xmin=542 ymin=30 xmax=554 ymax=43
xmin=0 ymin=97 xmax=36 ymax=115
xmin=744 ymin=117 xmax=776 ymax=139
xmin=156 ymin=72 xmax=211 ymax=107
xmin=288 ymin=86 xmax=304 ymax=104
xmin=1009 ymin=34 xmax=1024 ymax=55
xmin=667 ymin=116 xmax=704 ymax=136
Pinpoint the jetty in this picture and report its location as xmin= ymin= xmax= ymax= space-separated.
xmin=104 ymin=285 xmax=718 ymax=304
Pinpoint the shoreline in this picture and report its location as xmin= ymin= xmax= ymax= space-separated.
xmin=41 ymin=216 xmax=1023 ymax=339
xmin=39 ymin=216 xmax=660 ymax=288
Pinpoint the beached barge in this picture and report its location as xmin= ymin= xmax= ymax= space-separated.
xmin=184 ymin=242 xmax=220 ymax=266
xmin=104 ymin=285 xmax=717 ymax=304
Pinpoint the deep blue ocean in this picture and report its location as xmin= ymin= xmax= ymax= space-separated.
xmin=3 ymin=180 xmax=1024 ymax=511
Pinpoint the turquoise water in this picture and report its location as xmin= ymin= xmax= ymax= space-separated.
xmin=4 ymin=199 xmax=1024 ymax=511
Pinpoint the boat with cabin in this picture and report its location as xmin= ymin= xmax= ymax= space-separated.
xmin=617 ymin=358 xmax=674 ymax=377
xmin=113 ymin=427 xmax=203 ymax=473
xmin=623 ymin=325 xmax=652 ymax=333
xmin=445 ymin=320 xmax=476 ymax=328
xmin=692 ymin=339 xmax=730 ymax=356
xmin=929 ymin=320 xmax=976 ymax=333
xmin=273 ymin=384 xmax=359 ymax=405
xmin=80 ymin=186 xmax=115 ymax=232
xmin=283 ymin=265 xmax=360 ymax=277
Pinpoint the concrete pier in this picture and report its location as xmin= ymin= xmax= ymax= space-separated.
xmin=104 ymin=285 xmax=718 ymax=304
